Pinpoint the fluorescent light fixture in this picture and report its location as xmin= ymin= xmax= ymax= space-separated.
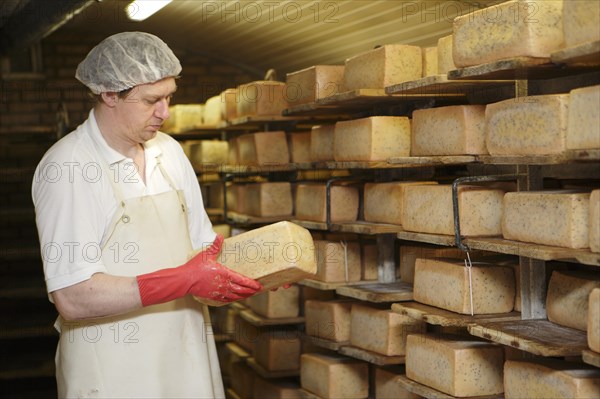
xmin=126 ymin=0 xmax=172 ymax=21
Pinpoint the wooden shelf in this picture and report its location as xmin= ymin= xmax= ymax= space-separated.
xmin=246 ymin=357 xmax=299 ymax=379
xmin=301 ymin=334 xmax=349 ymax=351
xmin=479 ymin=150 xmax=600 ymax=165
xmin=551 ymin=40 xmax=600 ymax=67
xmin=468 ymin=319 xmax=588 ymax=357
xmin=224 ymin=342 xmax=251 ymax=359
xmin=292 ymin=220 xmax=404 ymax=235
xmin=391 ymin=302 xmax=521 ymax=327
xmin=582 ymin=349 xmax=600 ymax=368
xmin=238 ymin=309 xmax=304 ymax=327
xmin=298 ymin=279 xmax=369 ymax=291
xmin=336 ymin=281 xmax=413 ymax=303
xmin=226 ymin=211 xmax=292 ymax=225
xmin=396 ymin=231 xmax=455 ymax=246
xmin=385 ymin=74 xmax=511 ymax=97
xmin=315 ymin=88 xmax=405 ymax=109
xmin=166 ymin=125 xmax=219 ymax=136
xmin=220 ymin=163 xmax=296 ymax=173
xmin=388 ymin=155 xmax=477 ymax=166
xmin=283 ymin=101 xmax=354 ymax=117
xmin=298 ymin=388 xmax=323 ymax=399
xmin=339 ymin=345 xmax=405 ymax=366
xmin=218 ymin=115 xmax=310 ymax=130
xmin=395 ymin=375 xmax=503 ymax=399
xmin=0 ymin=125 xmax=55 ymax=136
xmin=225 ymin=388 xmax=242 ymax=399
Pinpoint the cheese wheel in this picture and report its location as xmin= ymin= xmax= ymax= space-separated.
xmin=342 ymin=44 xmax=422 ymax=91
xmin=364 ymin=181 xmax=438 ymax=225
xmin=162 ymin=104 xmax=204 ymax=133
xmin=188 ymin=140 xmax=228 ymax=166
xmin=567 ymin=85 xmax=600 ymax=150
xmin=452 ymin=0 xmax=565 ymax=68
xmin=253 ymin=377 xmax=300 ymax=399
xmin=375 ymin=367 xmax=422 ymax=399
xmin=486 ymin=94 xmax=570 ymax=156
xmin=246 ymin=284 xmax=299 ymax=318
xmin=295 ymin=183 xmax=359 ymax=223
xmin=411 ymin=105 xmax=487 ymax=156
xmin=502 ymin=191 xmax=590 ymax=249
xmin=414 ymin=258 xmax=515 ymax=315
xmin=589 ymin=288 xmax=600 ymax=352
xmin=300 ymin=353 xmax=369 ymax=399
xmin=220 ymin=88 xmax=238 ymax=122
xmin=236 ymin=80 xmax=289 ymax=117
xmin=546 ymin=270 xmax=600 ymax=331
xmin=314 ymin=240 xmax=361 ymax=283
xmin=286 ymin=65 xmax=345 ymax=105
xmin=402 ymin=184 xmax=505 ymax=236
xmin=591 ymin=190 xmax=600 ymax=253
xmin=421 ymin=46 xmax=438 ymax=77
xmin=309 ymin=124 xmax=335 ymax=162
xmin=254 ymin=330 xmax=301 ymax=371
xmin=287 ymin=132 xmax=311 ymax=163
xmin=237 ymin=131 xmax=290 ymax=165
xmin=361 ymin=242 xmax=378 ymax=281
xmin=243 ymin=182 xmax=293 ymax=217
xmin=437 ymin=35 xmax=456 ymax=75
xmin=504 ymin=359 xmax=600 ymax=399
xmin=563 ymin=0 xmax=600 ymax=47
xmin=406 ymin=333 xmax=505 ymax=397
xmin=203 ymin=95 xmax=222 ymax=126
xmin=305 ymin=299 xmax=355 ymax=342
xmin=334 ymin=116 xmax=411 ymax=161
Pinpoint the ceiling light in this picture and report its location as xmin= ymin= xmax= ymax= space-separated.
xmin=125 ymin=0 xmax=172 ymax=21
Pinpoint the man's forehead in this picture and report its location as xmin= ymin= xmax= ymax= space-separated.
xmin=137 ymin=78 xmax=177 ymax=96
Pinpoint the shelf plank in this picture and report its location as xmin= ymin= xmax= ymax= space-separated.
xmin=301 ymin=334 xmax=349 ymax=351
xmin=385 ymin=74 xmax=510 ymax=96
xmin=395 ymin=375 xmax=503 ymax=399
xmin=566 ymin=149 xmax=600 ymax=162
xmin=239 ymin=309 xmax=305 ymax=327
xmin=166 ymin=125 xmax=219 ymax=136
xmin=246 ymin=357 xmax=299 ymax=379
xmin=290 ymin=219 xmax=328 ymax=231
xmin=336 ymin=281 xmax=413 ymax=303
xmin=388 ymin=155 xmax=477 ymax=165
xmin=226 ymin=211 xmax=292 ymax=225
xmin=298 ymin=388 xmax=323 ymax=399
xmin=331 ymin=221 xmax=404 ymax=235
xmin=225 ymin=388 xmax=242 ymax=399
xmin=582 ymin=349 xmax=600 ymax=368
xmin=218 ymin=115 xmax=310 ymax=130
xmin=220 ymin=163 xmax=296 ymax=173
xmin=468 ymin=319 xmax=588 ymax=357
xmin=338 ymin=345 xmax=405 ymax=366
xmin=282 ymin=102 xmax=354 ymax=117
xmin=225 ymin=342 xmax=251 ymax=359
xmin=396 ymin=231 xmax=455 ymax=246
xmin=298 ymin=279 xmax=370 ymax=291
xmin=551 ymin=40 xmax=600 ymax=66
xmin=480 ymin=150 xmax=600 ymax=165
xmin=316 ymin=88 xmax=402 ymax=107
xmin=391 ymin=302 xmax=521 ymax=327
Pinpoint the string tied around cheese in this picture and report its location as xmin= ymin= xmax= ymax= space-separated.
xmin=464 ymin=251 xmax=474 ymax=316
xmin=340 ymin=241 xmax=349 ymax=283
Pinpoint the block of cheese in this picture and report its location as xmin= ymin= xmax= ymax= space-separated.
xmin=228 ymin=136 xmax=239 ymax=165
xmin=546 ymin=270 xmax=600 ymax=331
xmin=437 ymin=35 xmax=456 ymax=75
xmin=342 ymin=44 xmax=422 ymax=91
xmin=452 ymin=0 xmax=565 ymax=68
xmin=287 ymin=132 xmax=311 ymax=163
xmin=399 ymin=244 xmax=479 ymax=284
xmin=206 ymin=182 xmax=224 ymax=208
xmin=253 ymin=378 xmax=300 ymax=399
xmin=162 ymin=104 xmax=204 ymax=133
xmin=254 ymin=330 xmax=301 ymax=371
xmin=243 ymin=182 xmax=293 ymax=217
xmin=406 ymin=333 xmax=505 ymax=397
xmin=589 ymin=288 xmax=600 ymax=352
xmin=502 ymin=191 xmax=590 ymax=249
xmin=364 ymin=181 xmax=438 ymax=225
xmin=402 ymin=184 xmax=505 ymax=236
xmin=246 ymin=284 xmax=299 ymax=318
xmin=314 ymin=240 xmax=361 ymax=283
xmin=220 ymin=88 xmax=238 ymax=122
xmin=504 ymin=359 xmax=600 ymax=399
xmin=351 ymin=304 xmax=425 ymax=356
xmin=376 ymin=367 xmax=422 ymax=399
xmin=305 ymin=299 xmax=355 ymax=342
xmin=238 ymin=131 xmax=290 ymax=165
xmin=486 ymin=94 xmax=570 ymax=156
xmin=310 ymin=124 xmax=335 ymax=162
xmin=563 ymin=0 xmax=600 ymax=47
xmin=203 ymin=95 xmax=222 ymax=126
xmin=212 ymin=224 xmax=231 ymax=239
xmin=295 ymin=183 xmax=359 ymax=223
xmin=189 ymin=140 xmax=228 ymax=167
xmin=361 ymin=242 xmax=378 ymax=281
xmin=236 ymin=80 xmax=289 ymax=117
xmin=422 ymin=46 xmax=438 ymax=77
xmin=286 ymin=65 xmax=345 ymax=106
xmin=334 ymin=116 xmax=411 ymax=161
xmin=230 ymin=361 xmax=256 ymax=399
xmin=414 ymin=258 xmax=515 ymax=314
xmin=300 ymin=353 xmax=369 ymax=399
xmin=411 ymin=105 xmax=487 ymax=156
xmin=192 ymin=221 xmax=316 ymax=306
xmin=591 ymin=190 xmax=600 ymax=253
xmin=567 ymin=85 xmax=600 ymax=150
xmin=233 ymin=314 xmax=259 ymax=354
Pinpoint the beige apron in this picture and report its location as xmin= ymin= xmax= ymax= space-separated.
xmin=55 ymin=152 xmax=224 ymax=398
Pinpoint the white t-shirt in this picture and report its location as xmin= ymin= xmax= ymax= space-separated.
xmin=32 ymin=109 xmax=215 ymax=294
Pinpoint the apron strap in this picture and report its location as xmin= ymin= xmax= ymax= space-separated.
xmin=156 ymin=155 xmax=188 ymax=214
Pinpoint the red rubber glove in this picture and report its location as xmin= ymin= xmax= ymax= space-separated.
xmin=137 ymin=234 xmax=263 ymax=307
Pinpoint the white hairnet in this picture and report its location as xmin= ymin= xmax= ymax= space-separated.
xmin=75 ymin=31 xmax=182 ymax=94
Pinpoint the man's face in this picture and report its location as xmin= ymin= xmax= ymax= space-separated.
xmin=113 ymin=77 xmax=177 ymax=143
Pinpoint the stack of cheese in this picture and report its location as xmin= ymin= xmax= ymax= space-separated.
xmin=285 ymin=65 xmax=345 ymax=106
xmin=295 ymin=182 xmax=359 ymax=223
xmin=246 ymin=284 xmax=300 ymax=319
xmin=161 ymin=104 xmax=204 ymax=134
xmin=287 ymin=131 xmax=311 ymax=163
xmin=203 ymin=96 xmax=222 ymax=127
xmin=310 ymin=124 xmax=336 ymax=162
xmin=236 ymin=80 xmax=289 ymax=118
xmin=231 ymin=182 xmax=293 ymax=218
xmin=236 ymin=131 xmax=290 ymax=166
xmin=305 ymin=299 xmax=355 ymax=343
xmin=187 ymin=140 xmax=228 ymax=170
xmin=300 ymin=353 xmax=369 ymax=398
xmin=253 ymin=329 xmax=302 ymax=373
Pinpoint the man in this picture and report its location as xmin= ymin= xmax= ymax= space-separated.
xmin=32 ymin=31 xmax=262 ymax=398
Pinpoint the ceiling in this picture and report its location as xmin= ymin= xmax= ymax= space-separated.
xmin=2 ymin=0 xmax=502 ymax=78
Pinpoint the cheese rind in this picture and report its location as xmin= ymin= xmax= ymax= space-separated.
xmin=334 ymin=116 xmax=411 ymax=161
xmin=237 ymin=131 xmax=290 ymax=165
xmin=364 ymin=181 xmax=437 ymax=225
xmin=305 ymin=299 xmax=355 ymax=342
xmin=188 ymin=140 xmax=228 ymax=167
xmin=286 ymin=65 xmax=345 ymax=105
xmin=220 ymin=88 xmax=238 ymax=122
xmin=486 ymin=94 xmax=570 ymax=155
xmin=162 ymin=104 xmax=204 ymax=133
xmin=295 ymin=183 xmax=359 ymax=223
xmin=236 ymin=81 xmax=289 ymax=117
xmin=546 ymin=271 xmax=600 ymax=331
xmin=287 ymin=132 xmax=311 ymax=163
xmin=567 ymin=85 xmax=600 ymax=150
xmin=310 ymin=124 xmax=335 ymax=162
xmin=589 ymin=288 xmax=600 ymax=352
xmin=375 ymin=367 xmax=422 ymax=399
xmin=243 ymin=182 xmax=293 ymax=217
xmin=413 ymin=258 xmax=515 ymax=315
xmin=504 ymin=359 xmax=600 ymax=399
xmin=563 ymin=0 xmax=600 ymax=47
xmin=422 ymin=46 xmax=438 ymax=77
xmin=314 ymin=240 xmax=361 ymax=283
xmin=361 ymin=242 xmax=378 ymax=281
xmin=452 ymin=0 xmax=565 ymax=67
xmin=254 ymin=330 xmax=301 ymax=371
xmin=591 ymin=190 xmax=600 ymax=253
xmin=502 ymin=191 xmax=590 ymax=249
xmin=203 ymin=95 xmax=223 ymax=126
xmin=437 ymin=35 xmax=455 ymax=75
xmin=246 ymin=284 xmax=299 ymax=318
xmin=300 ymin=353 xmax=369 ymax=399
xmin=411 ymin=105 xmax=487 ymax=156
xmin=253 ymin=378 xmax=300 ymax=399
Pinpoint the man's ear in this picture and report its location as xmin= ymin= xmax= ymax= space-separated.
xmin=101 ymin=92 xmax=119 ymax=107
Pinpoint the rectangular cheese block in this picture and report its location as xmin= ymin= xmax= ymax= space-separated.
xmin=243 ymin=182 xmax=293 ymax=217
xmin=305 ymin=299 xmax=355 ymax=342
xmin=295 ymin=183 xmax=359 ymax=223
xmin=192 ymin=221 xmax=316 ymax=306
xmin=567 ymin=85 xmax=600 ymax=150
xmin=162 ymin=104 xmax=204 ymax=133
xmin=361 ymin=242 xmax=378 ymax=281
xmin=589 ymin=288 xmax=600 ymax=352
xmin=238 ymin=131 xmax=290 ymax=165
xmin=206 ymin=182 xmax=224 ymax=209
xmin=437 ymin=35 xmax=456 ymax=75
xmin=504 ymin=359 xmax=600 ymax=399
xmin=399 ymin=244 xmax=479 ymax=284
xmin=486 ymin=94 xmax=570 ymax=155
xmin=246 ymin=284 xmax=299 ymax=318
xmin=564 ymin=0 xmax=600 ymax=47
xmin=342 ymin=44 xmax=422 ymax=91
xmin=591 ymin=190 xmax=600 ymax=253
xmin=310 ymin=124 xmax=335 ymax=162
xmin=220 ymin=88 xmax=238 ymax=122
xmin=287 ymin=132 xmax=311 ymax=163
xmin=253 ymin=378 xmax=300 ymax=399
xmin=376 ymin=367 xmax=422 ymax=399
xmin=350 ymin=304 xmax=425 ymax=356
xmin=254 ymin=330 xmax=301 ymax=371
xmin=502 ymin=191 xmax=590 ymax=249
xmin=286 ymin=65 xmax=345 ymax=105
xmin=228 ymin=136 xmax=239 ymax=164
xmin=547 ymin=270 xmax=600 ymax=331
xmin=452 ymin=0 xmax=565 ymax=67
xmin=236 ymin=80 xmax=289 ymax=117
xmin=233 ymin=314 xmax=259 ymax=354
xmin=402 ymin=184 xmax=505 ymax=236
xmin=203 ymin=95 xmax=223 ymax=126
xmin=422 ymin=46 xmax=438 ymax=77
xmin=230 ymin=361 xmax=256 ymax=399
xmin=300 ymin=353 xmax=369 ymax=399
xmin=414 ymin=258 xmax=515 ymax=315
xmin=411 ymin=105 xmax=487 ymax=156
xmin=188 ymin=140 xmax=228 ymax=167
xmin=364 ymin=181 xmax=437 ymax=225
xmin=406 ymin=333 xmax=505 ymax=397
xmin=314 ymin=240 xmax=362 ymax=283
xmin=334 ymin=116 xmax=411 ymax=161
